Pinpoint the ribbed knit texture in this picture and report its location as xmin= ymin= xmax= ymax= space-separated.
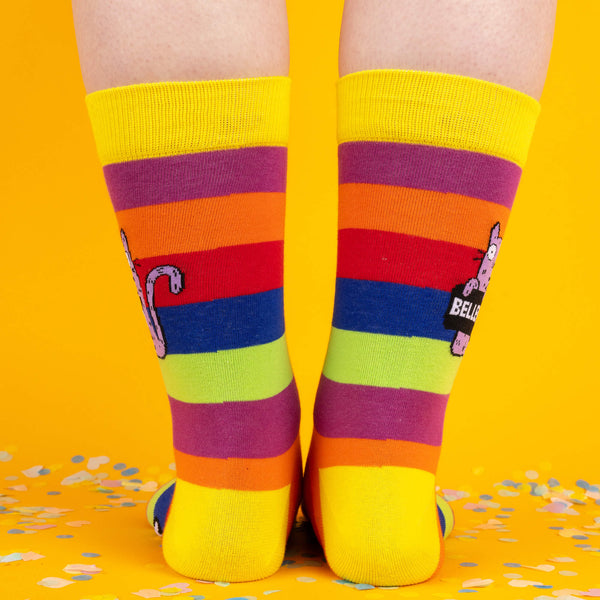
xmin=85 ymin=77 xmax=301 ymax=582
xmin=302 ymin=69 xmax=540 ymax=586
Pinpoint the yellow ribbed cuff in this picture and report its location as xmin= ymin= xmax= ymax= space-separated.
xmin=85 ymin=77 xmax=291 ymax=166
xmin=337 ymin=69 xmax=540 ymax=167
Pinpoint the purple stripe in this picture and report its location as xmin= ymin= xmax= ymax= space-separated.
xmin=339 ymin=141 xmax=521 ymax=208
xmin=314 ymin=376 xmax=448 ymax=446
xmin=169 ymin=380 xmax=299 ymax=459
xmin=104 ymin=146 xmax=287 ymax=212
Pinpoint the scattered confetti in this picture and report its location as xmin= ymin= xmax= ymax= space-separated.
xmin=38 ymin=577 xmax=74 ymax=588
xmin=462 ymin=578 xmax=494 ymax=588
xmin=296 ymin=577 xmax=317 ymax=583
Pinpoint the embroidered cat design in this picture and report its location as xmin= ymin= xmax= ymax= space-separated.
xmin=121 ymin=229 xmax=184 ymax=358
xmin=444 ymin=222 xmax=502 ymax=357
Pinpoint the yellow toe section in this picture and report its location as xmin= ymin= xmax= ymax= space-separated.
xmin=162 ymin=478 xmax=291 ymax=582
xmin=319 ymin=465 xmax=441 ymax=586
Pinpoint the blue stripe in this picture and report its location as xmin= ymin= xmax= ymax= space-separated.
xmin=156 ymin=288 xmax=284 ymax=354
xmin=332 ymin=278 xmax=454 ymax=341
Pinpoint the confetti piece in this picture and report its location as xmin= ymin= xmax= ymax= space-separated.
xmin=132 ymin=590 xmax=162 ymax=598
xmin=66 ymin=520 xmax=91 ymax=527
xmin=524 ymin=564 xmax=555 ymax=572
xmin=87 ymin=456 xmax=110 ymax=470
xmin=0 ymin=553 xmax=22 ymax=563
xmin=21 ymin=551 xmax=45 ymax=561
xmin=558 ymin=571 xmax=578 ymax=577
xmin=526 ymin=470 xmax=539 ymax=480
xmin=548 ymin=557 xmax=576 ymax=563
xmin=63 ymin=563 xmax=103 ymax=574
xmin=82 ymin=552 xmax=101 ymax=558
xmin=460 ymin=563 xmax=478 ymax=567
xmin=8 ymin=484 xmax=27 ymax=492
xmin=296 ymin=577 xmax=317 ymax=583
xmin=462 ymin=578 xmax=494 ymax=588
xmin=38 ymin=577 xmax=74 ymax=588
xmin=22 ymin=465 xmax=44 ymax=478
xmin=0 ymin=451 xmax=13 ymax=462
xmin=61 ymin=470 xmax=94 ymax=486
xmin=26 ymin=524 xmax=56 ymax=530
xmin=499 ymin=538 xmax=519 ymax=542
xmin=508 ymin=579 xmax=545 ymax=587
xmin=504 ymin=573 xmax=523 ymax=578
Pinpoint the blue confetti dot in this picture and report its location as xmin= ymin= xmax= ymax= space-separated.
xmin=460 ymin=562 xmax=478 ymax=567
xmin=113 ymin=463 xmax=126 ymax=470
xmin=589 ymin=485 xmax=599 ymax=493
xmin=479 ymin=494 xmax=493 ymax=500
xmin=356 ymin=584 xmax=375 ymax=590
xmin=496 ymin=514 xmax=510 ymax=519
xmin=549 ymin=526 xmax=563 ymax=530
xmin=121 ymin=502 xmax=136 ymax=507
xmin=458 ymin=590 xmax=478 ymax=593
xmin=39 ymin=468 xmax=51 ymax=475
xmin=121 ymin=467 xmax=139 ymax=477
xmin=572 ymin=535 xmax=589 ymax=540
xmin=576 ymin=479 xmax=589 ymax=490
xmin=82 ymin=552 xmax=101 ymax=558
xmin=534 ymin=585 xmax=553 ymax=589
xmin=106 ymin=495 xmax=121 ymax=499
xmin=575 ymin=543 xmax=591 ymax=548
xmin=72 ymin=574 xmax=92 ymax=581
xmin=501 ymin=507 xmax=515 ymax=512
xmin=473 ymin=508 xmax=487 ymax=513
xmin=129 ymin=478 xmax=143 ymax=483
xmin=56 ymin=534 xmax=74 ymax=539
xmin=47 ymin=491 xmax=61 ymax=495
xmin=7 ymin=529 xmax=24 ymax=534
xmin=547 ymin=478 xmax=560 ymax=487
xmin=71 ymin=455 xmax=85 ymax=463
xmin=0 ymin=506 xmax=6 ymax=511
xmin=502 ymin=479 xmax=517 ymax=487
xmin=504 ymin=562 xmax=521 ymax=568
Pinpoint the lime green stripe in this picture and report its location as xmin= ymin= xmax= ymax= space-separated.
xmin=322 ymin=327 xmax=461 ymax=394
xmin=337 ymin=69 xmax=540 ymax=168
xmin=86 ymin=77 xmax=290 ymax=166
xmin=159 ymin=335 xmax=293 ymax=403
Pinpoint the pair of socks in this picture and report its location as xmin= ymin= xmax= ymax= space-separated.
xmin=85 ymin=69 xmax=539 ymax=585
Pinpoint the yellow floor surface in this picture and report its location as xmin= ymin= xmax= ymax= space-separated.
xmin=1 ymin=451 xmax=598 ymax=600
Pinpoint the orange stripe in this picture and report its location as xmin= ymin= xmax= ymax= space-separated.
xmin=310 ymin=430 xmax=440 ymax=474
xmin=174 ymin=436 xmax=300 ymax=491
xmin=339 ymin=183 xmax=510 ymax=249
xmin=116 ymin=192 xmax=285 ymax=259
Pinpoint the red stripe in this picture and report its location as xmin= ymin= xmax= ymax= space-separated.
xmin=337 ymin=229 xmax=482 ymax=292
xmin=133 ymin=240 xmax=283 ymax=307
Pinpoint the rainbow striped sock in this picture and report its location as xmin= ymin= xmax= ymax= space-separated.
xmin=85 ymin=77 xmax=301 ymax=582
xmin=302 ymin=69 xmax=540 ymax=586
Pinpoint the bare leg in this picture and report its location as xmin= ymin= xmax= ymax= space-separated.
xmin=72 ymin=0 xmax=289 ymax=93
xmin=339 ymin=0 xmax=556 ymax=99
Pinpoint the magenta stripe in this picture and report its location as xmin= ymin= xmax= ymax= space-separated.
xmin=314 ymin=376 xmax=448 ymax=446
xmin=104 ymin=146 xmax=287 ymax=212
xmin=339 ymin=141 xmax=521 ymax=208
xmin=169 ymin=380 xmax=299 ymax=459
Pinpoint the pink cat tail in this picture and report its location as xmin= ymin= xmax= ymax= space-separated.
xmin=85 ymin=78 xmax=301 ymax=582
xmin=302 ymin=69 xmax=540 ymax=586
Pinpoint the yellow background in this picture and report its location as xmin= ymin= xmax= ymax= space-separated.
xmin=1 ymin=1 xmax=598 ymax=509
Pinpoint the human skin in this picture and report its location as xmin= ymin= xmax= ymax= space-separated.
xmin=339 ymin=0 xmax=557 ymax=100
xmin=71 ymin=0 xmax=290 ymax=93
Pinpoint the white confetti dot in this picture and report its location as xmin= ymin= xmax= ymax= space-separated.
xmin=526 ymin=470 xmax=539 ymax=480
xmin=558 ymin=571 xmax=578 ymax=576
xmin=296 ymin=577 xmax=317 ymax=583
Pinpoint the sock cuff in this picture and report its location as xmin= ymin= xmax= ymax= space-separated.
xmin=85 ymin=76 xmax=291 ymax=166
xmin=337 ymin=69 xmax=540 ymax=167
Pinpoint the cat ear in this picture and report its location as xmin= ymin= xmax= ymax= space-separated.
xmin=490 ymin=222 xmax=501 ymax=241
